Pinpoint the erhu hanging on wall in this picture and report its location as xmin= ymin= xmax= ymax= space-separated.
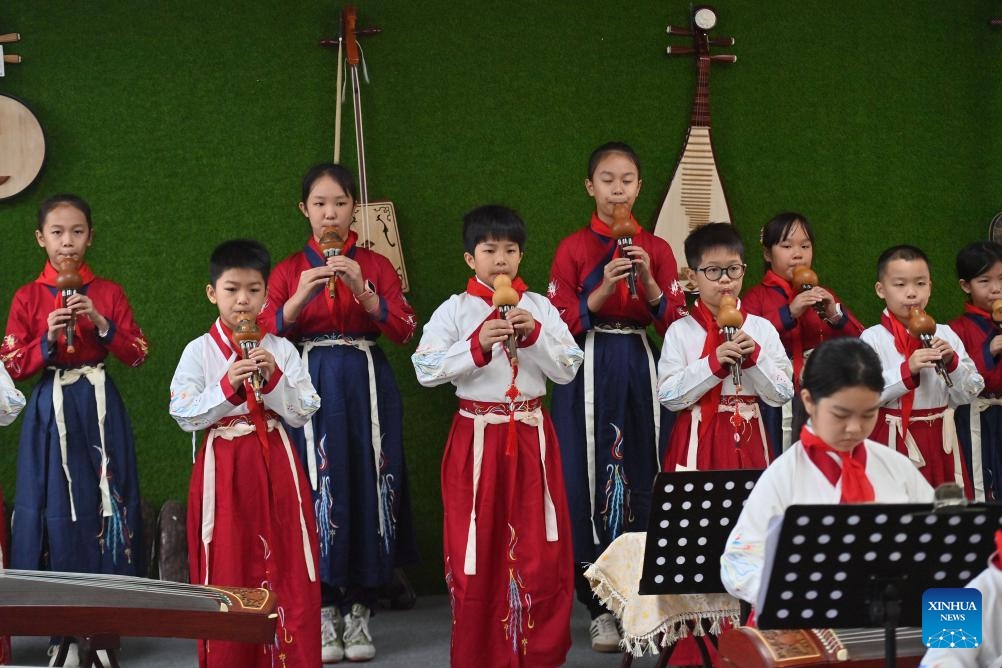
xmin=320 ymin=6 xmax=410 ymax=291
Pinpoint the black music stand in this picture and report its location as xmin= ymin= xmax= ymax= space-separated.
xmin=756 ymin=502 xmax=1002 ymax=668
xmin=628 ymin=469 xmax=761 ymax=668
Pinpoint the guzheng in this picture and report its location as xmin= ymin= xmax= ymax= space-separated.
xmin=653 ymin=5 xmax=735 ymax=290
xmin=719 ymin=626 xmax=925 ymax=667
xmin=0 ymin=569 xmax=276 ymax=644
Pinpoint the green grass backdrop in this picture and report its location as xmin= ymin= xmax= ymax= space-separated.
xmin=1 ymin=1 xmax=1000 ymax=593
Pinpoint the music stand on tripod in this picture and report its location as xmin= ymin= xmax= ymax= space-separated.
xmin=590 ymin=469 xmax=760 ymax=668
xmin=756 ymin=502 xmax=1002 ymax=668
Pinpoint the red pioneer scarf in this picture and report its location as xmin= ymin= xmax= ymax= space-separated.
xmin=801 ymin=426 xmax=874 ymax=503
xmin=691 ymin=299 xmax=727 ymax=442
xmin=881 ymin=311 xmax=920 ymax=437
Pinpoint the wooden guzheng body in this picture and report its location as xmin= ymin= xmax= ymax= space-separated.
xmin=719 ymin=626 xmax=925 ymax=667
xmin=653 ymin=9 xmax=735 ymax=288
xmin=0 ymin=569 xmax=277 ymax=643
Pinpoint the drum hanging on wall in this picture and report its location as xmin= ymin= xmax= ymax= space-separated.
xmin=0 ymin=94 xmax=46 ymax=200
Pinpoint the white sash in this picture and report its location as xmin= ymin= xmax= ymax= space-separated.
xmin=966 ymin=397 xmax=1002 ymax=502
xmin=683 ymin=399 xmax=768 ymax=471
xmin=202 ymin=417 xmax=316 ymax=584
xmin=300 ymin=336 xmax=388 ymax=539
xmin=583 ymin=326 xmax=659 ymax=546
xmin=50 ymin=364 xmax=109 ymax=522
xmin=457 ymin=406 xmax=557 ymax=576
xmin=883 ymin=407 xmax=962 ymax=488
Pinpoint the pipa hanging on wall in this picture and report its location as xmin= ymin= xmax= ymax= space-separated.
xmin=652 ymin=5 xmax=735 ymax=291
xmin=0 ymin=30 xmax=46 ymax=201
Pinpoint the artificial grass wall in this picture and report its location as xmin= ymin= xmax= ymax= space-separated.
xmin=0 ymin=1 xmax=999 ymax=593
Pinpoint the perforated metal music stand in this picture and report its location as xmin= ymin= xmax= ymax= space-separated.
xmin=640 ymin=469 xmax=762 ymax=595
xmin=632 ymin=469 xmax=761 ymax=667
xmin=756 ymin=502 xmax=1002 ymax=668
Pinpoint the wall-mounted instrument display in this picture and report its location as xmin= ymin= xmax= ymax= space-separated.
xmin=0 ymin=31 xmax=46 ymax=201
xmin=320 ymin=6 xmax=410 ymax=291
xmin=652 ymin=5 xmax=735 ymax=291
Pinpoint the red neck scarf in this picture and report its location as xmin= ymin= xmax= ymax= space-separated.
xmin=588 ymin=211 xmax=641 ymax=239
xmin=691 ymin=299 xmax=727 ymax=441
xmin=762 ymin=269 xmax=808 ymax=388
xmin=993 ymin=530 xmax=1002 ymax=570
xmin=963 ymin=302 xmax=993 ymax=320
xmin=36 ymin=261 xmax=96 ymax=289
xmin=465 ymin=276 xmax=528 ymax=304
xmin=800 ymin=426 xmax=874 ymax=503
xmin=466 ymin=275 xmax=528 ymax=455
xmin=881 ymin=310 xmax=919 ymax=435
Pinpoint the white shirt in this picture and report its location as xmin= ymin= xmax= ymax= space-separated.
xmin=656 ymin=309 xmax=793 ymax=410
xmin=412 ymin=290 xmax=583 ymax=401
xmin=860 ymin=316 xmax=984 ymax=409
xmin=169 ymin=319 xmax=320 ymax=432
xmin=720 ymin=437 xmax=935 ymax=604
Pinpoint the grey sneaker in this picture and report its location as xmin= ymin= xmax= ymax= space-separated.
xmin=320 ymin=606 xmax=344 ymax=663
xmin=589 ymin=612 xmax=622 ymax=652
xmin=343 ymin=603 xmax=375 ymax=662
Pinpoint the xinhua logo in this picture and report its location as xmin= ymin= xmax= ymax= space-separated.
xmin=923 ymin=588 xmax=982 ymax=649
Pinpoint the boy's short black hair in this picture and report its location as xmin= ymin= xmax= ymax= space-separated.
xmin=876 ymin=244 xmax=929 ymax=281
xmin=38 ymin=194 xmax=93 ymax=232
xmin=683 ymin=222 xmax=745 ymax=270
xmin=462 ymin=205 xmax=527 ymax=254
xmin=209 ymin=239 xmax=271 ymax=285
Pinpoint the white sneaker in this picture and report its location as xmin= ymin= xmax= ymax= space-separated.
xmin=47 ymin=641 xmax=80 ymax=667
xmin=589 ymin=613 xmax=622 ymax=653
xmin=343 ymin=603 xmax=375 ymax=662
xmin=321 ymin=606 xmax=344 ymax=663
xmin=95 ymin=649 xmax=113 ymax=667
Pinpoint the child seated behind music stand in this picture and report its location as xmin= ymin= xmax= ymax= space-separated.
xmin=860 ymin=245 xmax=983 ymax=496
xmin=412 ymin=205 xmax=584 ymax=668
xmin=169 ymin=239 xmax=322 ymax=668
xmin=721 ymin=337 xmax=934 ymax=608
xmin=657 ymin=222 xmax=793 ymax=472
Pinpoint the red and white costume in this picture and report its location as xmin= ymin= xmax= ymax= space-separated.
xmin=861 ymin=312 xmax=984 ymax=495
xmin=412 ymin=277 xmax=583 ymax=668
xmin=169 ymin=319 xmax=321 ymax=668
xmin=657 ymin=300 xmax=793 ymax=471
